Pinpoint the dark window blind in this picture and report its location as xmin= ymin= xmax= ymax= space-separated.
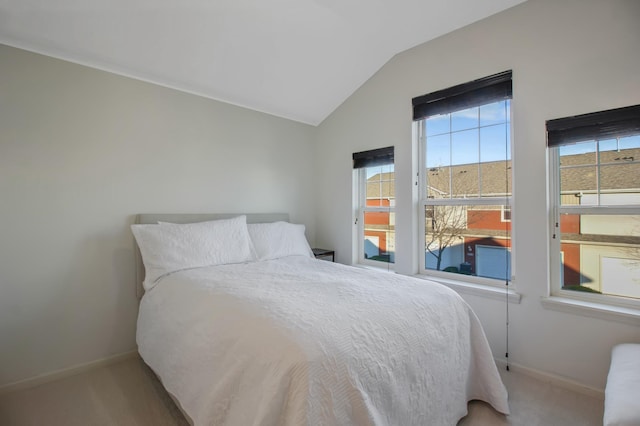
xmin=412 ymin=70 xmax=512 ymax=121
xmin=546 ymin=104 xmax=640 ymax=147
xmin=352 ymin=146 xmax=394 ymax=169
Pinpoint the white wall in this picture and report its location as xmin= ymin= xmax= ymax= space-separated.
xmin=0 ymin=45 xmax=316 ymax=387
xmin=315 ymin=0 xmax=640 ymax=391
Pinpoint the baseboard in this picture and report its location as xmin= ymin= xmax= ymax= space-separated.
xmin=495 ymin=358 xmax=605 ymax=400
xmin=0 ymin=351 xmax=139 ymax=396
xmin=0 ymin=351 xmax=604 ymax=401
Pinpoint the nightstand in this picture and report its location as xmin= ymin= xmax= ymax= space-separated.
xmin=312 ymin=248 xmax=335 ymax=262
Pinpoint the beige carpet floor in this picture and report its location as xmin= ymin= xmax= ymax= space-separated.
xmin=0 ymin=356 xmax=604 ymax=425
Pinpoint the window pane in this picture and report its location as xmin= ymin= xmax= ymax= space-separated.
xmin=366 ymin=165 xmax=394 ymax=207
xmin=619 ymin=134 xmax=640 ymax=150
xmin=424 ymin=204 xmax=511 ymax=279
xmin=480 ymin=100 xmax=508 ymax=127
xmin=560 ymin=166 xmax=597 ymax=205
xmin=450 ymin=164 xmax=479 ymax=198
xmin=480 ymin=124 xmax=510 ymax=163
xmin=363 ymin=164 xmax=395 ymax=264
xmin=598 ymin=138 xmax=620 ymax=154
xmin=423 ymin=100 xmax=511 ymax=202
xmin=451 ymin=129 xmax=479 ymax=165
xmin=559 ymin=141 xmax=596 ymax=166
xmin=560 ymin=213 xmax=640 ymax=299
xmin=600 ymin=163 xmax=640 ymax=196
xmin=364 ymin=211 xmax=395 ymax=264
xmin=559 ymin=137 xmax=640 ymax=206
xmin=426 ymin=166 xmax=450 ymax=199
xmin=426 ymin=133 xmax=450 ymax=169
xmin=451 ymin=107 xmax=478 ymax=132
xmin=480 ymin=160 xmax=511 ymax=197
xmin=426 ymin=114 xmax=450 ymax=137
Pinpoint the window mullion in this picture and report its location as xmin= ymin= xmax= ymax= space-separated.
xmin=559 ymin=206 xmax=640 ymax=215
xmin=477 ymin=109 xmax=482 ymax=197
xmin=364 ymin=206 xmax=396 ymax=213
xmin=448 ymin=115 xmax=453 ymax=200
xmin=549 ymin=147 xmax=562 ymax=295
xmin=596 ymin=140 xmax=601 ymax=206
xmin=424 ymin=197 xmax=511 ymax=206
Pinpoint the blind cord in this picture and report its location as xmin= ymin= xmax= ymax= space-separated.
xmin=505 ymin=103 xmax=510 ymax=372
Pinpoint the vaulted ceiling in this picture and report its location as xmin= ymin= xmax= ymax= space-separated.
xmin=0 ymin=0 xmax=526 ymax=125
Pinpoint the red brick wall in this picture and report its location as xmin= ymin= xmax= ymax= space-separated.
xmin=467 ymin=210 xmax=511 ymax=232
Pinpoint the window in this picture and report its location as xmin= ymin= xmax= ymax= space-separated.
xmin=547 ymin=104 xmax=640 ymax=306
xmin=413 ymin=71 xmax=513 ymax=286
xmin=353 ymin=147 xmax=395 ymax=266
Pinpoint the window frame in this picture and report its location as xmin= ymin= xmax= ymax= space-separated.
xmin=501 ymin=205 xmax=512 ymax=222
xmin=548 ymin=144 xmax=640 ymax=310
xmin=416 ymin=110 xmax=514 ymax=288
xmin=353 ymin=149 xmax=396 ymax=269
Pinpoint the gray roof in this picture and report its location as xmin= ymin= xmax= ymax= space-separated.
xmin=559 ymin=147 xmax=640 ymax=192
xmin=366 ymin=147 xmax=640 ymax=199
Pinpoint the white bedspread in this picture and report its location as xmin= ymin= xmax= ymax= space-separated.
xmin=137 ymin=256 xmax=509 ymax=425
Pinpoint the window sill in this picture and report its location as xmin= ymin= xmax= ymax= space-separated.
xmin=541 ymin=296 xmax=640 ymax=326
xmin=414 ymin=274 xmax=522 ymax=304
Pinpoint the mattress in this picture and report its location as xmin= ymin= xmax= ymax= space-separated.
xmin=137 ymin=255 xmax=509 ymax=425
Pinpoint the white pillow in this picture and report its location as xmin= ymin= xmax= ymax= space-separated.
xmin=248 ymin=221 xmax=314 ymax=261
xmin=132 ymin=215 xmax=254 ymax=290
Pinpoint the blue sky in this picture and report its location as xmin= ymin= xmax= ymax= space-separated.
xmin=425 ymin=100 xmax=511 ymax=167
xmin=366 ymin=164 xmax=393 ymax=179
xmin=559 ymin=134 xmax=640 ymax=156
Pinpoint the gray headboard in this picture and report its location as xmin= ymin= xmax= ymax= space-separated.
xmin=133 ymin=213 xmax=289 ymax=298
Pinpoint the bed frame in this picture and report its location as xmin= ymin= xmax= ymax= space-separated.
xmin=133 ymin=213 xmax=289 ymax=298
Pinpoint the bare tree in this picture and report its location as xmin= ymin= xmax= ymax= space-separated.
xmin=425 ymin=205 xmax=468 ymax=271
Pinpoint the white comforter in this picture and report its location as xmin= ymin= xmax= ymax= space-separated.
xmin=137 ymin=256 xmax=509 ymax=426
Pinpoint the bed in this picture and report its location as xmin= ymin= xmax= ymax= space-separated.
xmin=132 ymin=213 xmax=509 ymax=425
